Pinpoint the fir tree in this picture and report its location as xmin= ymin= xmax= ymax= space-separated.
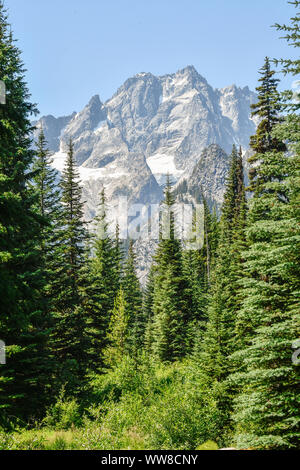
xmin=248 ymin=57 xmax=286 ymax=192
xmin=273 ymin=0 xmax=300 ymax=111
xmin=182 ymin=195 xmax=219 ymax=352
xmin=231 ymin=130 xmax=300 ymax=450
xmin=87 ymin=189 xmax=123 ymax=370
xmin=90 ymin=190 xmax=122 ymax=328
xmin=230 ymin=6 xmax=300 ymax=449
xmin=151 ymin=177 xmax=190 ymax=362
xmin=31 ymin=129 xmax=63 ymax=299
xmin=51 ymin=140 xmax=89 ymax=384
xmin=199 ymin=146 xmax=247 ymax=431
xmin=30 ymin=129 xmax=65 ymax=390
xmin=0 ymin=3 xmax=51 ymax=422
xmin=143 ymin=265 xmax=156 ymax=356
xmin=103 ymin=288 xmax=129 ymax=368
xmin=121 ymin=240 xmax=144 ymax=357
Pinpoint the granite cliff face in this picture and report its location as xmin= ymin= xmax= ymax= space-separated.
xmin=35 ymin=65 xmax=256 ymax=219
xmin=183 ymin=144 xmax=231 ymax=208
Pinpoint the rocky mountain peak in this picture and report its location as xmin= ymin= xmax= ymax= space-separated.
xmin=34 ymin=65 xmax=257 ymax=220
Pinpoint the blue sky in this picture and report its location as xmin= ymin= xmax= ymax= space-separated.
xmin=6 ymin=0 xmax=297 ymax=117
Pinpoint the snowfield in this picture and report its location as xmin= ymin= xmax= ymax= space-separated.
xmin=146 ymin=153 xmax=184 ymax=185
xmin=51 ymin=151 xmax=130 ymax=183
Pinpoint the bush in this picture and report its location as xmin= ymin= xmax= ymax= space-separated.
xmin=141 ymin=380 xmax=221 ymax=450
xmin=197 ymin=440 xmax=219 ymax=450
xmin=79 ymin=359 xmax=223 ymax=450
xmin=1 ymin=359 xmax=226 ymax=450
xmin=89 ymin=354 xmax=158 ymax=406
xmin=43 ymin=388 xmax=81 ymax=430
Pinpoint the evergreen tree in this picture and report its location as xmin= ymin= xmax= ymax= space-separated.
xmin=183 ymin=194 xmax=219 ymax=325
xmin=199 ymin=146 xmax=247 ymax=432
xmin=121 ymin=240 xmax=144 ymax=357
xmin=231 ymin=127 xmax=300 ymax=451
xmin=31 ymin=129 xmax=63 ymax=300
xmin=182 ymin=195 xmax=219 ymax=353
xmin=230 ymin=7 xmax=300 ymax=449
xmin=30 ymin=129 xmax=65 ymax=392
xmin=151 ymin=177 xmax=190 ymax=362
xmin=273 ymin=1 xmax=300 ymax=111
xmin=91 ymin=190 xmax=121 ymax=326
xmin=103 ymin=288 xmax=129 ymax=368
xmin=51 ymin=140 xmax=89 ymax=384
xmin=0 ymin=3 xmax=51 ymax=422
xmin=248 ymin=57 xmax=286 ymax=192
xmin=142 ymin=264 xmax=157 ymax=356
xmin=235 ymin=58 xmax=288 ymax=342
xmin=86 ymin=190 xmax=123 ymax=370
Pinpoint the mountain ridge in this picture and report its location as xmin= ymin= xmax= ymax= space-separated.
xmin=34 ymin=65 xmax=257 ymax=220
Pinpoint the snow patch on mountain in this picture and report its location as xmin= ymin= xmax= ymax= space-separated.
xmin=51 ymin=150 xmax=130 ymax=183
xmin=94 ymin=120 xmax=107 ymax=134
xmin=146 ymin=153 xmax=184 ymax=185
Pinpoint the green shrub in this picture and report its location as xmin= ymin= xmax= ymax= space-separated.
xmin=197 ymin=440 xmax=219 ymax=450
xmin=81 ymin=360 xmax=223 ymax=450
xmin=1 ymin=359 xmax=226 ymax=450
xmin=43 ymin=388 xmax=81 ymax=430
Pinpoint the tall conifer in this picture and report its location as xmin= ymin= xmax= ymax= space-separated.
xmin=0 ymin=3 xmax=51 ymax=422
xmin=199 ymin=146 xmax=247 ymax=433
xmin=122 ymin=240 xmax=144 ymax=357
xmin=231 ymin=9 xmax=300 ymax=449
xmin=151 ymin=178 xmax=190 ymax=362
xmin=52 ymin=140 xmax=88 ymax=385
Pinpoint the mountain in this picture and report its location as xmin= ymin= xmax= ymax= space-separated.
xmin=134 ymin=144 xmax=231 ymax=284
xmin=34 ymin=65 xmax=256 ymax=220
xmin=33 ymin=112 xmax=76 ymax=153
xmin=173 ymin=144 xmax=231 ymax=208
xmin=33 ymin=66 xmax=258 ymax=283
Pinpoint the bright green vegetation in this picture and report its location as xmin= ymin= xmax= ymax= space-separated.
xmin=0 ymin=1 xmax=299 ymax=451
xmin=0 ymin=359 xmax=222 ymax=450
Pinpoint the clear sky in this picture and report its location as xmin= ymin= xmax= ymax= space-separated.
xmin=5 ymin=0 xmax=298 ymax=117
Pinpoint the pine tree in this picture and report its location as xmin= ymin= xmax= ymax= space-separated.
xmin=143 ymin=265 xmax=156 ymax=355
xmin=90 ymin=190 xmax=122 ymax=328
xmin=273 ymin=1 xmax=300 ymax=111
xmin=121 ymin=240 xmax=144 ymax=357
xmin=183 ymin=194 xmax=219 ymax=322
xmin=31 ymin=129 xmax=63 ymax=298
xmin=248 ymin=57 xmax=286 ymax=192
xmin=235 ymin=58 xmax=287 ymax=343
xmin=51 ymin=140 xmax=89 ymax=385
xmin=30 ymin=129 xmax=65 ymax=391
xmin=0 ymin=3 xmax=51 ymax=422
xmin=151 ymin=177 xmax=190 ymax=362
xmin=199 ymin=146 xmax=247 ymax=432
xmin=182 ymin=195 xmax=219 ymax=352
xmin=230 ymin=7 xmax=300 ymax=450
xmin=86 ymin=190 xmax=123 ymax=370
xmin=201 ymin=146 xmax=247 ymax=376
xmin=103 ymin=288 xmax=129 ymax=368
